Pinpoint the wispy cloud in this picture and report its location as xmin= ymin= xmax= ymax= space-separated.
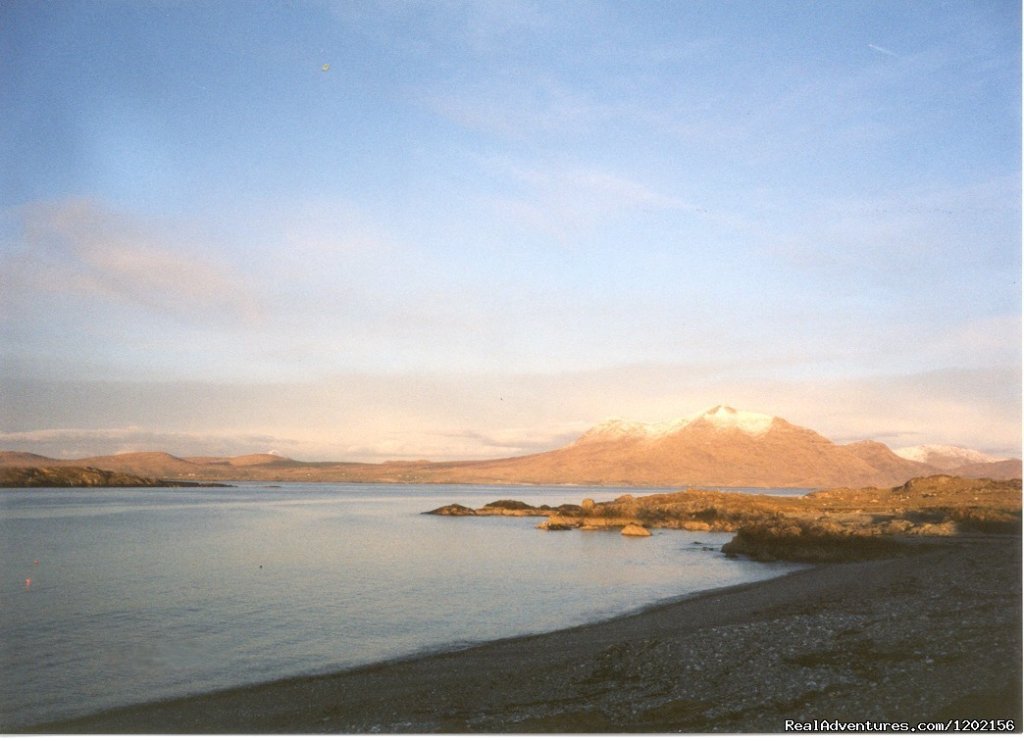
xmin=0 ymin=426 xmax=301 ymax=460
xmin=3 ymin=198 xmax=262 ymax=325
xmin=761 ymin=175 xmax=1020 ymax=280
xmin=331 ymin=423 xmax=582 ymax=462
xmin=868 ymin=43 xmax=900 ymax=58
xmin=4 ymin=362 xmax=1019 ymax=462
xmin=424 ymin=74 xmax=611 ymax=142
xmin=477 ymin=156 xmax=699 ymax=239
xmin=448 ymin=0 xmax=550 ymax=54
xmin=326 ymin=0 xmax=553 ymax=64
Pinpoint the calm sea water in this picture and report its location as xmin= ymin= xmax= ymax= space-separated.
xmin=0 ymin=483 xmax=803 ymax=728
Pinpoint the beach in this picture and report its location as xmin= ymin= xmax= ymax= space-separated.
xmin=24 ymin=534 xmax=1021 ymax=734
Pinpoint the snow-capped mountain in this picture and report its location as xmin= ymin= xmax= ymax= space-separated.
xmin=894 ymin=445 xmax=1001 ymax=470
xmin=573 ymin=417 xmax=679 ymax=443
xmin=521 ymin=405 xmax=939 ymax=487
xmin=575 ymin=405 xmax=775 ymax=445
xmin=699 ymin=405 xmax=775 ymax=435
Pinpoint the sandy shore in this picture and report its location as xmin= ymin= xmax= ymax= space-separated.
xmin=23 ymin=535 xmax=1021 ymax=733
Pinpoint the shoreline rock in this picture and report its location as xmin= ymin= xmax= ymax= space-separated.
xmin=537 ymin=515 xmax=578 ymax=531
xmin=721 ymin=520 xmax=931 ymax=562
xmin=424 ymin=503 xmax=478 ymax=516
xmin=620 ymin=523 xmax=651 ymax=537
xmin=424 ymin=476 xmax=1021 ymax=562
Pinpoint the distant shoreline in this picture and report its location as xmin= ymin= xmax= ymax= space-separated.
xmin=21 ymin=534 xmax=1021 ymax=733
xmin=3 ymin=429 xmax=1021 ymax=489
xmin=0 ymin=466 xmax=230 ymax=487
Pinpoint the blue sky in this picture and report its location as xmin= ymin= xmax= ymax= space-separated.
xmin=1 ymin=0 xmax=1020 ymax=460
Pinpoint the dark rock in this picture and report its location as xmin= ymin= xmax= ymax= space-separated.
xmin=424 ymin=503 xmax=478 ymax=516
xmin=722 ymin=520 xmax=926 ymax=562
xmin=483 ymin=499 xmax=533 ymax=510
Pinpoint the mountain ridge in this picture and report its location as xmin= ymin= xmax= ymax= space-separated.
xmin=573 ymin=405 xmax=779 ymax=444
xmin=1 ymin=406 xmax=1019 ymax=487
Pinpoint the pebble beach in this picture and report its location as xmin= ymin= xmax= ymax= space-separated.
xmin=24 ymin=534 xmax=1021 ymax=733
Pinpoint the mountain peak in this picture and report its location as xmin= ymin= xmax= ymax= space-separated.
xmin=698 ymin=405 xmax=776 ymax=436
xmin=574 ymin=405 xmax=778 ymax=445
xmin=574 ymin=416 xmax=690 ymax=443
xmin=576 ymin=418 xmax=649 ymax=443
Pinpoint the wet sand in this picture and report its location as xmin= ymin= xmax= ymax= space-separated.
xmin=23 ymin=535 xmax=1021 ymax=733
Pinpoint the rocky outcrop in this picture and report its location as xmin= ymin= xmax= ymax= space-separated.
xmin=620 ymin=523 xmax=651 ymax=537
xmin=537 ymin=516 xmax=578 ymax=531
xmin=423 ymin=504 xmax=478 ymax=516
xmin=427 ymin=477 xmax=1022 ymax=562
xmin=427 ymin=501 xmax=586 ymax=519
xmin=478 ymin=500 xmax=584 ymax=517
xmin=721 ymin=519 xmax=928 ymax=562
xmin=481 ymin=499 xmax=536 ymax=512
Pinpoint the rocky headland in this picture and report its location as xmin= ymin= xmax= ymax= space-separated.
xmin=426 ymin=475 xmax=1022 ymax=562
xmin=0 ymin=466 xmax=228 ymax=488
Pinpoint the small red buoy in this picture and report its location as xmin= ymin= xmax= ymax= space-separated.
xmin=24 ymin=577 xmax=32 ymax=591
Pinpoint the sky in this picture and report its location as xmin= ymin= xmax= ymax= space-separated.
xmin=1 ymin=0 xmax=1021 ymax=461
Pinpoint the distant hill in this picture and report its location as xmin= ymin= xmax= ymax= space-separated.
xmin=67 ymin=452 xmax=203 ymax=478
xmin=1 ymin=405 xmax=1019 ymax=488
xmin=895 ymin=444 xmax=1000 ymax=469
xmin=182 ymin=454 xmax=296 ymax=467
xmin=0 ymin=451 xmax=58 ymax=467
xmin=893 ymin=444 xmax=1022 ymax=482
xmin=948 ymin=459 xmax=1022 ymax=480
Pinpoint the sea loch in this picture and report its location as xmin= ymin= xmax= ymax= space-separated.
xmin=0 ymin=483 xmax=800 ymax=728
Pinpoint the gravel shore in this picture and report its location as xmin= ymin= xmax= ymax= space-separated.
xmin=23 ymin=535 xmax=1021 ymax=733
